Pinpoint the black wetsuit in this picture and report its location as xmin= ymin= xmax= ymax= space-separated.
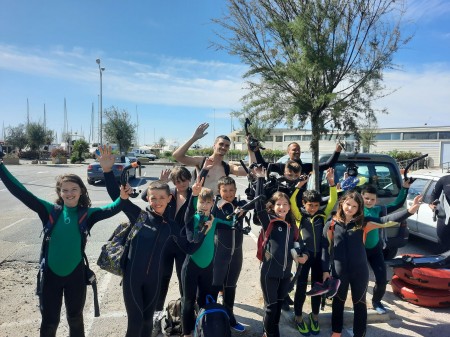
xmin=255 ymin=176 xmax=307 ymax=337
xmin=181 ymin=194 xmax=218 ymax=335
xmin=106 ymin=173 xmax=190 ymax=311
xmin=211 ymin=196 xmax=247 ymax=327
xmin=103 ymin=172 xmax=203 ymax=337
xmin=0 ymin=162 xmax=125 ymax=337
xmin=322 ymin=209 xmax=414 ymax=337
xmin=431 ymin=175 xmax=450 ymax=252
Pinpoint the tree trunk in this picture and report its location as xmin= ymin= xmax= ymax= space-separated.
xmin=311 ymin=114 xmax=321 ymax=191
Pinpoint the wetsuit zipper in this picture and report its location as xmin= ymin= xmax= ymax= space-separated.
xmin=283 ymin=225 xmax=290 ymax=271
xmin=145 ymin=220 xmax=165 ymax=275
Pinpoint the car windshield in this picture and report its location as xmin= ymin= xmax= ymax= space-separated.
xmin=407 ymin=178 xmax=429 ymax=200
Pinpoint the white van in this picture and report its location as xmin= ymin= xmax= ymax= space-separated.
xmin=132 ymin=148 xmax=156 ymax=161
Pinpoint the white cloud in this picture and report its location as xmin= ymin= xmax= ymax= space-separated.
xmin=375 ymin=65 xmax=450 ymax=127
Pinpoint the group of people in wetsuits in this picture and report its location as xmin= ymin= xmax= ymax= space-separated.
xmin=0 ymin=121 xmax=424 ymax=337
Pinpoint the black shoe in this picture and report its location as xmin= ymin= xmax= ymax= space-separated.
xmin=306 ymin=282 xmax=328 ymax=296
xmin=325 ymin=277 xmax=341 ymax=298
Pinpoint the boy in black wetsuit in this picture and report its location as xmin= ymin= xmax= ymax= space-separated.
xmin=97 ymin=148 xmax=206 ymax=337
xmin=290 ymin=168 xmax=337 ymax=336
xmin=211 ymin=175 xmax=248 ymax=333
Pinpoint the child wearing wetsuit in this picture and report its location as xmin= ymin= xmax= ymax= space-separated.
xmin=211 ymin=175 xmax=248 ymax=332
xmin=290 ymin=168 xmax=337 ymax=336
xmin=181 ymin=185 xmax=215 ymax=337
xmin=361 ymin=182 xmax=410 ymax=314
xmin=0 ymin=160 xmax=128 ymax=337
xmin=254 ymin=167 xmax=309 ymax=337
xmin=322 ymin=191 xmax=422 ymax=337
xmin=98 ymin=146 xmax=191 ymax=333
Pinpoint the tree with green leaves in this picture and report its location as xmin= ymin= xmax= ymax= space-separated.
xmin=158 ymin=137 xmax=167 ymax=148
xmin=26 ymin=122 xmax=46 ymax=153
xmin=5 ymin=124 xmax=28 ymax=152
xmin=103 ymin=106 xmax=135 ymax=154
xmin=71 ymin=139 xmax=90 ymax=163
xmin=359 ymin=117 xmax=378 ymax=153
xmin=213 ymin=0 xmax=411 ymax=189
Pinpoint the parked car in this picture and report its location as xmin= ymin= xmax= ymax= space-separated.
xmin=404 ymin=169 xmax=449 ymax=243
xmin=126 ymin=152 xmax=138 ymax=163
xmin=87 ymin=155 xmax=136 ymax=185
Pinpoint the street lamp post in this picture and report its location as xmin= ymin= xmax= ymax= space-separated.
xmin=96 ymin=59 xmax=105 ymax=145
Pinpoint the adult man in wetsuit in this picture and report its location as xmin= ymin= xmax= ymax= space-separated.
xmin=430 ymin=174 xmax=450 ymax=252
xmin=173 ymin=123 xmax=255 ymax=194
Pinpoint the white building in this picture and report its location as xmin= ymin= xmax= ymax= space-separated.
xmin=229 ymin=126 xmax=450 ymax=168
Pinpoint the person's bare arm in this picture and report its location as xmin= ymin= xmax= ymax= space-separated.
xmin=172 ymin=123 xmax=209 ymax=167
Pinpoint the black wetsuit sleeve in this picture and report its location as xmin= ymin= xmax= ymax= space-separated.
xmin=173 ymin=223 xmax=206 ymax=254
xmin=184 ymin=194 xmax=198 ymax=242
xmin=254 ymin=149 xmax=269 ymax=168
xmin=321 ymin=221 xmax=332 ymax=272
xmin=86 ymin=197 xmax=128 ymax=229
xmin=255 ymin=176 xmax=271 ymax=230
xmin=365 ymin=208 xmax=413 ymax=225
xmin=431 ymin=176 xmax=448 ymax=201
xmin=0 ymin=162 xmax=50 ymax=224
xmin=318 ymin=150 xmax=340 ymax=171
xmin=104 ymin=170 xmax=141 ymax=222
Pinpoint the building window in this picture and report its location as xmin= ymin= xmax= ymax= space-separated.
xmin=284 ymin=135 xmax=301 ymax=141
xmin=375 ymin=132 xmax=401 ymax=140
xmin=438 ymin=132 xmax=450 ymax=139
xmin=403 ymin=132 xmax=437 ymax=140
xmin=263 ymin=135 xmax=273 ymax=141
xmin=275 ymin=136 xmax=283 ymax=142
xmin=302 ymin=135 xmax=312 ymax=141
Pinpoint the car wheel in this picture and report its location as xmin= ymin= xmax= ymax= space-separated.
xmin=87 ymin=178 xmax=94 ymax=185
xmin=383 ymin=247 xmax=398 ymax=260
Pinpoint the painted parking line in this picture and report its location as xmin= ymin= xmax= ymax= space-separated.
xmin=85 ymin=272 xmax=113 ymax=336
xmin=0 ymin=218 xmax=37 ymax=232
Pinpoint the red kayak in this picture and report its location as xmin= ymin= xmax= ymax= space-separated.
xmin=391 ymin=275 xmax=450 ymax=308
xmin=394 ymin=266 xmax=450 ymax=290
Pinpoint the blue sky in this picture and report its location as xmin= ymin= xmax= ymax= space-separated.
xmin=1 ymin=0 xmax=449 ymax=148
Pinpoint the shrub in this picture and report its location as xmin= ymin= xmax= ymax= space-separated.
xmin=51 ymin=148 xmax=68 ymax=158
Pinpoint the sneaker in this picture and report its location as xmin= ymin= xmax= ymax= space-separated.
xmin=308 ymin=313 xmax=320 ymax=335
xmin=372 ymin=301 xmax=387 ymax=314
xmin=231 ymin=322 xmax=245 ymax=332
xmin=325 ymin=277 xmax=341 ymax=298
xmin=295 ymin=319 xmax=310 ymax=336
xmin=306 ymin=282 xmax=328 ymax=296
xmin=151 ymin=311 xmax=162 ymax=337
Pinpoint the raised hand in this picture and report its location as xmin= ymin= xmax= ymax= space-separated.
xmin=192 ymin=177 xmax=205 ymax=196
xmin=97 ymin=145 xmax=115 ymax=172
xmin=203 ymin=215 xmax=214 ymax=235
xmin=408 ymin=195 xmax=423 ymax=214
xmin=326 ymin=168 xmax=335 ymax=186
xmin=159 ymin=168 xmax=171 ymax=182
xmin=203 ymin=157 xmax=214 ymax=170
xmin=254 ymin=166 xmax=266 ymax=178
xmin=120 ymin=184 xmax=131 ymax=200
xmin=192 ymin=123 xmax=209 ymax=141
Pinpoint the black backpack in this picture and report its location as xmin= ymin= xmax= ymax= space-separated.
xmin=161 ymin=298 xmax=183 ymax=336
xmin=194 ymin=295 xmax=231 ymax=337
xmin=37 ymin=204 xmax=100 ymax=317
